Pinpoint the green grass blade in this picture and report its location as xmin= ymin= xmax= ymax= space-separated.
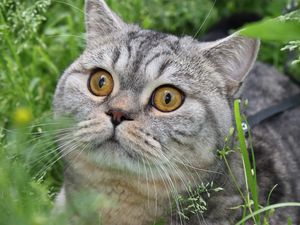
xmin=235 ymin=202 xmax=300 ymax=225
xmin=234 ymin=99 xmax=260 ymax=223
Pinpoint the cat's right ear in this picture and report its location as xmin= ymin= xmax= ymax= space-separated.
xmin=201 ymin=33 xmax=260 ymax=96
xmin=85 ymin=0 xmax=126 ymax=42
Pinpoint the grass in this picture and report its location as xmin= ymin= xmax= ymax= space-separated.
xmin=236 ymin=203 xmax=300 ymax=225
xmin=0 ymin=0 xmax=299 ymax=225
xmin=215 ymin=100 xmax=300 ymax=225
xmin=234 ymin=100 xmax=260 ymax=223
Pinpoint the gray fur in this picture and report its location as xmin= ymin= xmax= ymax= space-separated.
xmin=53 ymin=0 xmax=300 ymax=224
xmin=85 ymin=0 xmax=127 ymax=43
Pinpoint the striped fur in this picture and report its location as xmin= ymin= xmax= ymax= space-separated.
xmin=53 ymin=0 xmax=299 ymax=224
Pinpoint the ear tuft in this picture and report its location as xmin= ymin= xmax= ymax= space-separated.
xmin=85 ymin=0 xmax=126 ymax=41
xmin=202 ymin=32 xmax=260 ymax=95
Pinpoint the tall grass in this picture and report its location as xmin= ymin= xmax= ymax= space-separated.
xmin=0 ymin=1 xmax=299 ymax=225
xmin=232 ymin=100 xmax=300 ymax=225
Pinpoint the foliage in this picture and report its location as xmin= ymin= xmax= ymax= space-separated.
xmin=234 ymin=100 xmax=260 ymax=223
xmin=218 ymin=100 xmax=300 ymax=225
xmin=282 ymin=41 xmax=300 ymax=64
xmin=240 ymin=16 xmax=300 ymax=42
xmin=240 ymin=10 xmax=300 ymax=79
xmin=0 ymin=0 xmax=51 ymax=47
xmin=215 ymin=0 xmax=287 ymax=17
xmin=236 ymin=203 xmax=300 ymax=225
xmin=280 ymin=10 xmax=300 ymax=65
xmin=107 ymin=0 xmax=217 ymax=35
xmin=0 ymin=0 xmax=299 ymax=225
xmin=176 ymin=182 xmax=223 ymax=220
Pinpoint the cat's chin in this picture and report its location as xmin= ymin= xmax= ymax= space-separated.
xmin=87 ymin=138 xmax=143 ymax=171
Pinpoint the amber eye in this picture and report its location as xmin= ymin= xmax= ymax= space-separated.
xmin=151 ymin=86 xmax=184 ymax=112
xmin=88 ymin=69 xmax=114 ymax=96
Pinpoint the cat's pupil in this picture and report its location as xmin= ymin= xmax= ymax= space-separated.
xmin=99 ymin=76 xmax=106 ymax=88
xmin=165 ymin=92 xmax=172 ymax=104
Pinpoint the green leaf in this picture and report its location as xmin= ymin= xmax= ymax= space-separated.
xmin=239 ymin=17 xmax=300 ymax=42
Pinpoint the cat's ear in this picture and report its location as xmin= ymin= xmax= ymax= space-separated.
xmin=202 ymin=32 xmax=260 ymax=95
xmin=85 ymin=0 xmax=126 ymax=41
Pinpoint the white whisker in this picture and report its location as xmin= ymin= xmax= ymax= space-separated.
xmin=193 ymin=0 xmax=217 ymax=38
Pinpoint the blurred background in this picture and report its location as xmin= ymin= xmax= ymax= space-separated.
xmin=0 ymin=0 xmax=299 ymax=224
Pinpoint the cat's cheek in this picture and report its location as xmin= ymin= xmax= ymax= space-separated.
xmin=149 ymin=106 xmax=182 ymax=118
xmin=148 ymin=98 xmax=204 ymax=119
xmin=74 ymin=114 xmax=115 ymax=147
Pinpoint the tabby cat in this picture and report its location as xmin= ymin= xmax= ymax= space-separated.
xmin=53 ymin=0 xmax=300 ymax=224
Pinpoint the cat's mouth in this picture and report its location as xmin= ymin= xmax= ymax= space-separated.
xmin=73 ymin=117 xmax=161 ymax=163
xmin=106 ymin=134 xmax=120 ymax=145
xmin=89 ymin=126 xmax=136 ymax=158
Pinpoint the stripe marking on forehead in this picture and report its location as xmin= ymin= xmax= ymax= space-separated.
xmin=114 ymin=46 xmax=129 ymax=71
xmin=82 ymin=49 xmax=113 ymax=70
xmin=145 ymin=53 xmax=173 ymax=81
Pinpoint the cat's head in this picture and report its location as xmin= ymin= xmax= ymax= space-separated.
xmin=53 ymin=0 xmax=259 ymax=185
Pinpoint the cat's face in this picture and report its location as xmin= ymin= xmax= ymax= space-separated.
xmin=53 ymin=0 xmax=259 ymax=185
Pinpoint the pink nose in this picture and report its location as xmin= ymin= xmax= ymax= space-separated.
xmin=106 ymin=109 xmax=132 ymax=126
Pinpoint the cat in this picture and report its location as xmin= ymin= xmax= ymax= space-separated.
xmin=53 ymin=0 xmax=300 ymax=224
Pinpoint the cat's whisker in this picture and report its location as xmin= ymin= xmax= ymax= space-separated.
xmin=160 ymin=148 xmax=225 ymax=225
xmin=159 ymin=145 xmax=206 ymax=183
xmin=124 ymin=131 xmax=160 ymax=160
xmin=34 ymin=142 xmax=74 ymax=179
xmin=5 ymin=130 xmax=74 ymax=171
xmin=52 ymin=0 xmax=84 ymax=14
xmin=151 ymin=157 xmax=173 ymax=220
xmin=35 ymin=138 xmax=83 ymax=179
xmin=30 ymin=128 xmax=74 ymax=147
xmin=137 ymin=157 xmax=142 ymax=195
xmin=156 ymin=150 xmax=216 ymax=225
xmin=193 ymin=0 xmax=217 ymax=38
xmin=126 ymin=129 xmax=202 ymax=213
xmin=26 ymin=128 xmax=74 ymax=145
xmin=158 ymin=151 xmax=201 ymax=210
xmin=3 ymin=126 xmax=73 ymax=137
xmin=73 ymin=126 xmax=103 ymax=138
xmin=30 ymin=133 xmax=75 ymax=166
xmin=44 ymin=34 xmax=85 ymax=40
xmin=28 ymin=119 xmax=74 ymax=127
xmin=3 ymin=136 xmax=67 ymax=160
xmin=156 ymin=163 xmax=185 ymax=225
xmin=161 ymin=143 xmax=223 ymax=175
xmin=139 ymin=129 xmax=219 ymax=178
xmin=35 ymin=143 xmax=83 ymax=179
xmin=27 ymin=128 xmax=74 ymax=138
xmin=157 ymin=150 xmax=191 ymax=189
xmin=145 ymin=157 xmax=159 ymax=221
xmin=141 ymin=154 xmax=151 ymax=208
xmin=69 ymin=143 xmax=89 ymax=166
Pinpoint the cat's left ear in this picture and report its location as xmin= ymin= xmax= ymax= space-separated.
xmin=202 ymin=32 xmax=260 ymax=96
xmin=85 ymin=0 xmax=126 ymax=42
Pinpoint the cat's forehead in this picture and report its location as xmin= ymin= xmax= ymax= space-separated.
xmin=81 ymin=29 xmax=203 ymax=92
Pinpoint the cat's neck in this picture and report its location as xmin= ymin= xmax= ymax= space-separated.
xmin=63 ymin=153 xmax=173 ymax=225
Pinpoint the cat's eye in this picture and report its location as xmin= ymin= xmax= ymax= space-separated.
xmin=151 ymin=85 xmax=184 ymax=112
xmin=88 ymin=69 xmax=114 ymax=96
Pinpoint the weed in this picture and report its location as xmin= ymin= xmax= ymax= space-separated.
xmin=0 ymin=1 xmax=299 ymax=225
xmin=177 ymin=182 xmax=223 ymax=220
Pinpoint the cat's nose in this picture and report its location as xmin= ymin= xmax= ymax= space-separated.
xmin=106 ymin=109 xmax=133 ymax=126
